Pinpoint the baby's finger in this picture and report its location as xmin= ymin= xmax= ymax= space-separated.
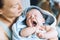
xmin=36 ymin=33 xmax=43 ymax=38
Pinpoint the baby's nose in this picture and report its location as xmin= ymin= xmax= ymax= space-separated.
xmin=32 ymin=15 xmax=35 ymax=18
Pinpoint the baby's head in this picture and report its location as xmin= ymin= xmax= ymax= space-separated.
xmin=26 ymin=9 xmax=45 ymax=27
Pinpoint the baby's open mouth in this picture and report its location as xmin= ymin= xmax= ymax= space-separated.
xmin=32 ymin=21 xmax=37 ymax=26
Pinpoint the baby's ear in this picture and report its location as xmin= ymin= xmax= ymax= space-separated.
xmin=0 ymin=9 xmax=3 ymax=14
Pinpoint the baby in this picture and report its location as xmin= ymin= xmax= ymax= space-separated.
xmin=20 ymin=9 xmax=45 ymax=37
xmin=26 ymin=9 xmax=46 ymax=34
xmin=20 ymin=8 xmax=58 ymax=40
xmin=12 ymin=6 xmax=58 ymax=40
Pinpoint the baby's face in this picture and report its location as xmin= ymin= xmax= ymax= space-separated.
xmin=26 ymin=9 xmax=45 ymax=27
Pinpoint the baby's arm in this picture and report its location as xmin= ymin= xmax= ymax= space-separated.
xmin=20 ymin=27 xmax=36 ymax=37
xmin=20 ymin=9 xmax=39 ymax=37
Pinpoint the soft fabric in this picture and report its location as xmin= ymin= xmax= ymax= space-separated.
xmin=0 ymin=21 xmax=11 ymax=40
xmin=12 ymin=6 xmax=56 ymax=40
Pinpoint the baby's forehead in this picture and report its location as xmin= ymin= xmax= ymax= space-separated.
xmin=26 ymin=9 xmax=42 ymax=16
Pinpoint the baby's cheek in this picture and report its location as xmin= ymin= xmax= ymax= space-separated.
xmin=39 ymin=20 xmax=45 ymax=24
xmin=40 ymin=18 xmax=45 ymax=23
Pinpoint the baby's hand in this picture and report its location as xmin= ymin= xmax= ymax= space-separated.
xmin=36 ymin=32 xmax=45 ymax=39
xmin=35 ymin=25 xmax=46 ymax=39
xmin=36 ymin=25 xmax=45 ymax=31
xmin=42 ymin=25 xmax=51 ymax=32
xmin=38 ymin=25 xmax=51 ymax=32
xmin=36 ymin=25 xmax=51 ymax=39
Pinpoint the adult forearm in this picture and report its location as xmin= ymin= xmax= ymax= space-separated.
xmin=48 ymin=37 xmax=58 ymax=40
xmin=44 ymin=29 xmax=58 ymax=39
